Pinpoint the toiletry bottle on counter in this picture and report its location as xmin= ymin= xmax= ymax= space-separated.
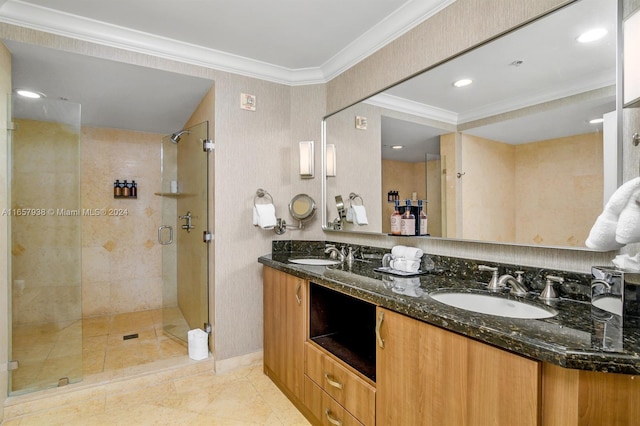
xmin=391 ymin=200 xmax=402 ymax=235
xmin=418 ymin=200 xmax=428 ymax=235
xmin=401 ymin=200 xmax=415 ymax=236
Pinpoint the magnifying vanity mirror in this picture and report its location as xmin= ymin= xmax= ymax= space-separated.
xmin=322 ymin=0 xmax=619 ymax=250
xmin=289 ymin=194 xmax=317 ymax=222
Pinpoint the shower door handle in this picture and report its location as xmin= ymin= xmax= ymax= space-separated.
xmin=158 ymin=225 xmax=173 ymax=245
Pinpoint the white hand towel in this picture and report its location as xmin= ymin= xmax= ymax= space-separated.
xmin=616 ymin=190 xmax=640 ymax=244
xmin=391 ymin=245 xmax=408 ymax=258
xmin=352 ymin=205 xmax=368 ymax=225
xmin=586 ymin=177 xmax=640 ymax=250
xmin=346 ymin=207 xmax=354 ymax=223
xmin=403 ymin=247 xmax=423 ymax=260
xmin=253 ymin=203 xmax=277 ymax=229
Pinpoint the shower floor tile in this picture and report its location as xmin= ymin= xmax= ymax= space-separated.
xmin=10 ymin=308 xmax=190 ymax=395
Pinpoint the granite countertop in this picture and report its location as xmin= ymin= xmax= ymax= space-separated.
xmin=259 ymin=252 xmax=640 ymax=375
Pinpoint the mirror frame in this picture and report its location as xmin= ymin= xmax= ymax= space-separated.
xmin=321 ymin=0 xmax=622 ymax=251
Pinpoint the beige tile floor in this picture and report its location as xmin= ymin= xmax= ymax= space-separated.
xmin=3 ymin=362 xmax=311 ymax=425
xmin=11 ymin=308 xmax=189 ymax=395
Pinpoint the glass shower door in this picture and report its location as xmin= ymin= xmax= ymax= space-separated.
xmin=8 ymin=96 xmax=82 ymax=395
xmin=159 ymin=121 xmax=210 ymax=343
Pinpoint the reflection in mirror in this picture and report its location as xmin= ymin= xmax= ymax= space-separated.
xmin=323 ymin=0 xmax=618 ymax=249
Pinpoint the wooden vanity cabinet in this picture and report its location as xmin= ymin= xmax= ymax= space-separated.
xmin=263 ymin=267 xmax=306 ymax=405
xmin=375 ymin=307 xmax=541 ymax=426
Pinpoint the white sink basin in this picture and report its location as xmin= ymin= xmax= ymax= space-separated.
xmin=430 ymin=291 xmax=557 ymax=319
xmin=592 ymin=296 xmax=622 ymax=316
xmin=288 ymin=258 xmax=341 ymax=266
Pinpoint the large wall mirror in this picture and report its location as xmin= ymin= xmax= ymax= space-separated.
xmin=322 ymin=0 xmax=619 ymax=250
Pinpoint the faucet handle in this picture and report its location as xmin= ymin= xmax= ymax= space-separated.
xmin=540 ymin=275 xmax=564 ymax=300
xmin=479 ymin=265 xmax=500 ymax=290
xmin=514 ymin=271 xmax=525 ymax=284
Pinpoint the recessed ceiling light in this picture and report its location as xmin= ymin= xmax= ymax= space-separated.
xmin=391 ymin=145 xmax=404 ymax=150
xmin=577 ymin=28 xmax=607 ymax=43
xmin=16 ymin=89 xmax=44 ymax=99
xmin=589 ymin=118 xmax=604 ymax=124
xmin=453 ymin=79 xmax=473 ymax=88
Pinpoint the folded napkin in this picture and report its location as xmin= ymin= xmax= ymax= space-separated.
xmin=586 ymin=177 xmax=640 ymax=250
xmin=253 ymin=203 xmax=277 ymax=229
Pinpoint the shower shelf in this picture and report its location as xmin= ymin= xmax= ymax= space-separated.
xmin=153 ymin=192 xmax=193 ymax=198
xmin=114 ymin=195 xmax=137 ymax=199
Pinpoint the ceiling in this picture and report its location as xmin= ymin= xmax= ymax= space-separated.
xmin=0 ymin=0 xmax=453 ymax=134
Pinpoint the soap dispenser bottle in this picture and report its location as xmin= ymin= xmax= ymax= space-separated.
xmin=401 ymin=200 xmax=415 ymax=236
xmin=418 ymin=200 xmax=428 ymax=235
xmin=391 ymin=200 xmax=402 ymax=235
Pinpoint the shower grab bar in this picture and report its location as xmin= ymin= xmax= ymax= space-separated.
xmin=158 ymin=225 xmax=173 ymax=245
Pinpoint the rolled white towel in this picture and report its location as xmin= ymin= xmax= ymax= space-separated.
xmin=616 ymin=190 xmax=640 ymax=245
xmin=253 ymin=203 xmax=277 ymax=229
xmin=586 ymin=177 xmax=640 ymax=250
xmin=391 ymin=245 xmax=408 ymax=258
xmin=352 ymin=205 xmax=368 ymax=225
xmin=403 ymin=247 xmax=423 ymax=260
xmin=612 ymin=253 xmax=640 ymax=271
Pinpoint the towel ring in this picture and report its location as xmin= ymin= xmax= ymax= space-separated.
xmin=349 ymin=192 xmax=364 ymax=207
xmin=254 ymin=188 xmax=273 ymax=208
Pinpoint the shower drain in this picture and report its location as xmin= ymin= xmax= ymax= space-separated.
xmin=123 ymin=333 xmax=139 ymax=340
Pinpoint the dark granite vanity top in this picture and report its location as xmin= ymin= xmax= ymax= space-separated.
xmin=259 ymin=244 xmax=640 ymax=376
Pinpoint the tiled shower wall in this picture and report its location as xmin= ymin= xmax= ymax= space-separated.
xmin=81 ymin=126 xmax=163 ymax=318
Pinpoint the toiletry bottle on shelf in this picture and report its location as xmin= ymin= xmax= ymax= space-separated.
xmin=401 ymin=200 xmax=415 ymax=236
xmin=131 ymin=180 xmax=137 ymax=197
xmin=114 ymin=180 xmax=120 ymax=197
xmin=122 ymin=180 xmax=130 ymax=197
xmin=391 ymin=200 xmax=402 ymax=235
xmin=418 ymin=199 xmax=428 ymax=235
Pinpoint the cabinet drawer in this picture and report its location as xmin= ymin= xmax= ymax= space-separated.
xmin=305 ymin=376 xmax=364 ymax=426
xmin=306 ymin=342 xmax=375 ymax=425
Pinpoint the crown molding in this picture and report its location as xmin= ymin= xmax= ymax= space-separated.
xmin=0 ymin=0 xmax=455 ymax=85
xmin=365 ymin=93 xmax=459 ymax=124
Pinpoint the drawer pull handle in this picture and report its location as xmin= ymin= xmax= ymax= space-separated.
xmin=295 ymin=281 xmax=302 ymax=305
xmin=375 ymin=310 xmax=385 ymax=348
xmin=325 ymin=409 xmax=343 ymax=426
xmin=324 ymin=373 xmax=344 ymax=389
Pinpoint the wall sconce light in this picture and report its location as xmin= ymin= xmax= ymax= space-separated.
xmin=326 ymin=144 xmax=336 ymax=177
xmin=299 ymin=140 xmax=314 ymax=178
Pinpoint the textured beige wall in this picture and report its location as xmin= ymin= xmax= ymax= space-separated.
xmin=325 ymin=102 xmax=382 ymax=232
xmin=461 ymin=133 xmax=516 ymax=243
xmin=440 ymin=133 xmax=457 ymax=238
xmin=81 ymin=127 xmax=162 ymax=317
xmin=515 ymin=133 xmax=603 ymax=247
xmin=11 ymin=119 xmax=81 ymax=325
xmin=0 ymin=40 xmax=11 ymax=420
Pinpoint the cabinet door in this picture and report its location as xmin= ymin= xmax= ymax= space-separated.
xmin=263 ymin=267 xmax=305 ymax=402
xmin=376 ymin=308 xmax=540 ymax=426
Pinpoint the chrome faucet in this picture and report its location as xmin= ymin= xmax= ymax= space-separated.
xmin=479 ymin=265 xmax=500 ymax=290
xmin=324 ymin=245 xmax=345 ymax=262
xmin=497 ymin=271 xmax=528 ymax=296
